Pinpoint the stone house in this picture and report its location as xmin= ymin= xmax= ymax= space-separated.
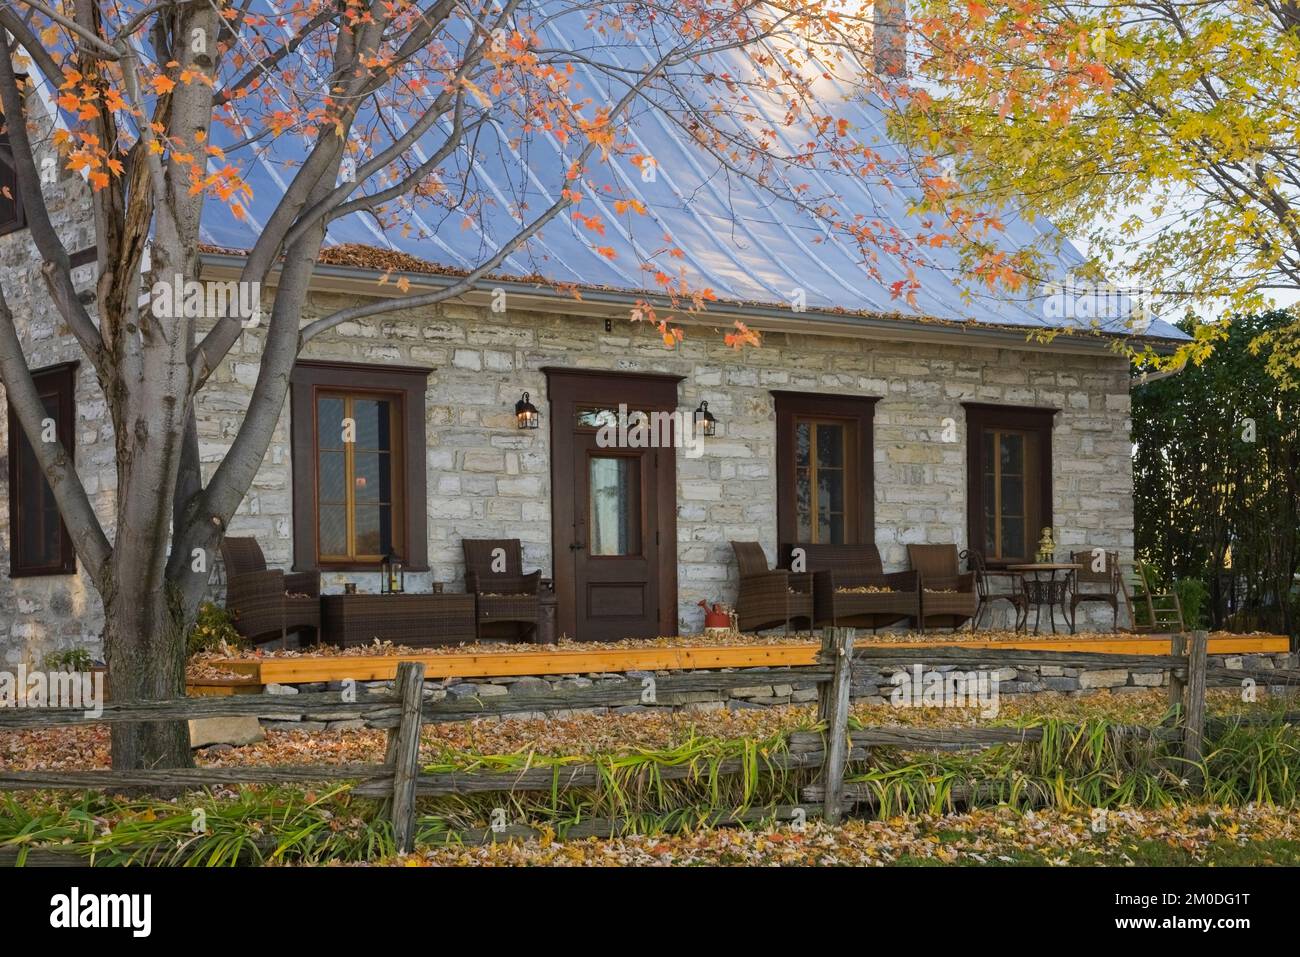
xmin=0 ymin=41 xmax=1187 ymax=664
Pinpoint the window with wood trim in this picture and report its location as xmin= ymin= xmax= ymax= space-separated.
xmin=773 ymin=391 xmax=877 ymax=552
xmin=289 ymin=361 xmax=430 ymax=572
xmin=315 ymin=392 xmax=404 ymax=562
xmin=0 ymin=116 xmax=25 ymax=236
xmin=7 ymin=363 xmax=77 ymax=577
xmin=964 ymin=403 xmax=1055 ymax=565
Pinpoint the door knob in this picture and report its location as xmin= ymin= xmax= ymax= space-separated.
xmin=569 ymin=541 xmax=585 ymax=551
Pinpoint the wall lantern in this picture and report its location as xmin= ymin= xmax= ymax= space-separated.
xmin=515 ymin=391 xmax=540 ymax=430
xmin=381 ymin=551 xmax=405 ymax=594
xmin=694 ymin=400 xmax=718 ymax=437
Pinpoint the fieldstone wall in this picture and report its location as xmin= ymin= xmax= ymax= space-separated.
xmin=0 ymin=96 xmax=108 ymax=667
xmin=197 ymin=287 xmax=1135 ymax=640
xmin=2 ymin=230 xmax=1138 ymax=661
xmin=252 ymin=651 xmax=1298 ymax=730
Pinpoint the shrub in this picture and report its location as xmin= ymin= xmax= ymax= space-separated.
xmin=43 ymin=648 xmax=96 ymax=673
xmin=187 ymin=601 xmax=245 ymax=656
xmin=1174 ymin=577 xmax=1210 ymax=629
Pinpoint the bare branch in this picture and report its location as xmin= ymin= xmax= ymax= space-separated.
xmin=0 ymin=50 xmax=108 ymax=376
xmin=0 ymin=286 xmax=111 ymax=584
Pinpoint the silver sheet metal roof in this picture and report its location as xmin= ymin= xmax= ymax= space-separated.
xmin=187 ymin=3 xmax=1186 ymax=342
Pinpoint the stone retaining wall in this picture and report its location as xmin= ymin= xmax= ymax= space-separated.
xmin=253 ymin=651 xmax=1297 ymax=731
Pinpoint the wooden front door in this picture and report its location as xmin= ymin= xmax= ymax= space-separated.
xmin=546 ymin=368 xmax=681 ymax=641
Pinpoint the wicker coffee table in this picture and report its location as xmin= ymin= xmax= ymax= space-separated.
xmin=320 ymin=593 xmax=476 ymax=647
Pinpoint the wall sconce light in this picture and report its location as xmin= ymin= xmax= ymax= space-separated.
xmin=694 ymin=400 xmax=717 ymax=437
xmin=515 ymin=392 xmax=540 ymax=429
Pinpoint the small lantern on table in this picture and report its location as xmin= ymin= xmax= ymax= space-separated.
xmin=381 ymin=552 xmax=405 ymax=594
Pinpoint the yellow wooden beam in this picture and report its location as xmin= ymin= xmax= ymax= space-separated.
xmin=203 ymin=634 xmax=1290 ymax=685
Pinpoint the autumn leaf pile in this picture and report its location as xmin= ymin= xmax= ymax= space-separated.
xmin=400 ymin=804 xmax=1300 ymax=867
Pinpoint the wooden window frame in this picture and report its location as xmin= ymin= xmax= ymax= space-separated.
xmin=290 ymin=360 xmax=431 ymax=572
xmin=315 ymin=390 xmax=406 ymax=564
xmin=963 ymin=402 xmax=1056 ymax=568
xmin=773 ymin=391 xmax=878 ymax=554
xmin=7 ymin=362 xmax=77 ymax=577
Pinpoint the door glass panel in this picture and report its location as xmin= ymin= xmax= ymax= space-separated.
xmin=589 ymin=456 xmax=641 ymax=556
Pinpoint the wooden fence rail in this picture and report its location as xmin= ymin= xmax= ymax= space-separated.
xmin=2 ymin=628 xmax=1295 ymax=860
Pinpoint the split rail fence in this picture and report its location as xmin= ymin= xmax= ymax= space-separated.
xmin=0 ymin=629 xmax=1297 ymax=862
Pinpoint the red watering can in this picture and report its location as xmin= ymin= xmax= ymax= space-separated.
xmin=698 ymin=600 xmax=732 ymax=630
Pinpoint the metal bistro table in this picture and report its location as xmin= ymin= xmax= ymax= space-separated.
xmin=1006 ymin=563 xmax=1082 ymax=635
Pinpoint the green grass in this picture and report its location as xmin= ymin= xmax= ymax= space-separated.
xmin=845 ymin=708 xmax=1300 ymax=817
xmin=3 ymin=706 xmax=1299 ymax=865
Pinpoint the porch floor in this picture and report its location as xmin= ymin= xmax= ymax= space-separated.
xmin=189 ymin=631 xmax=1290 ymax=692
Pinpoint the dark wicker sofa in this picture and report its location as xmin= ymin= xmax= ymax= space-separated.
xmin=783 ymin=543 xmax=920 ymax=631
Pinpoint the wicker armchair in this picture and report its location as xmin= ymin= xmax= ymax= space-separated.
xmin=789 ymin=543 xmax=920 ymax=632
xmin=907 ymin=544 xmax=979 ymax=632
xmin=219 ymin=537 xmax=320 ymax=646
xmin=462 ymin=538 xmax=542 ymax=641
xmin=730 ymin=542 xmax=813 ymax=635
xmin=966 ymin=548 xmax=1027 ymax=630
xmin=1070 ymin=549 xmax=1121 ymax=630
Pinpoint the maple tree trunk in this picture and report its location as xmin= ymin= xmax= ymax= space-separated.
xmin=102 ymin=562 xmax=195 ymax=772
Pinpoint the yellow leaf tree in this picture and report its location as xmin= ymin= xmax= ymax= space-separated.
xmin=885 ymin=0 xmax=1300 ymax=383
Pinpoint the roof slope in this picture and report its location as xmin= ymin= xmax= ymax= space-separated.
xmin=193 ymin=3 xmax=1186 ymax=342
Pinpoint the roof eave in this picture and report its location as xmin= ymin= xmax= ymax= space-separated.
xmin=199 ymin=251 xmax=1186 ymax=357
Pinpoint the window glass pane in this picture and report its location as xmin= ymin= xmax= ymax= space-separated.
xmin=319 ymin=504 xmax=347 ymax=556
xmin=318 ymin=396 xmax=344 ymax=449
xmin=354 ymin=504 xmax=384 ymax=556
xmin=818 ymin=514 xmax=844 ymax=544
xmin=13 ymin=390 xmax=64 ymax=569
xmin=816 ymin=423 xmax=844 ymax=468
xmin=589 ymin=456 xmax=640 ymax=556
xmin=980 ymin=426 xmax=1043 ymax=560
xmin=796 ymin=470 xmax=813 ymax=541
xmin=314 ymin=391 xmax=401 ymax=562
xmin=795 ymin=422 xmax=811 ymax=468
xmin=818 ymin=469 xmax=844 ymax=514
xmin=1001 ymin=432 xmax=1023 ymax=474
xmin=1000 ymin=476 xmax=1024 ymax=518
xmin=353 ymin=398 xmax=390 ymax=450
xmin=577 ymin=408 xmax=620 ymax=430
xmin=318 ymin=450 xmax=346 ymax=502
xmin=1001 ymin=517 xmax=1025 ymax=559
xmin=354 ymin=451 xmax=390 ymax=504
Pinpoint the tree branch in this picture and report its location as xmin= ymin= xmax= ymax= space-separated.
xmin=0 ymin=48 xmax=108 ymax=377
xmin=0 ymin=286 xmax=111 ymax=585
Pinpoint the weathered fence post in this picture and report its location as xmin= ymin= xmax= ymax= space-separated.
xmin=1166 ymin=631 xmax=1187 ymax=726
xmin=1181 ymin=630 xmax=1208 ymax=790
xmin=818 ymin=627 xmax=855 ymax=825
xmin=385 ymin=661 xmax=426 ymax=854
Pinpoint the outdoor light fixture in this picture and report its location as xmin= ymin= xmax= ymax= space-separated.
xmin=694 ymin=400 xmax=717 ymax=437
xmin=381 ymin=552 xmax=405 ymax=594
xmin=515 ymin=391 xmax=540 ymax=430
